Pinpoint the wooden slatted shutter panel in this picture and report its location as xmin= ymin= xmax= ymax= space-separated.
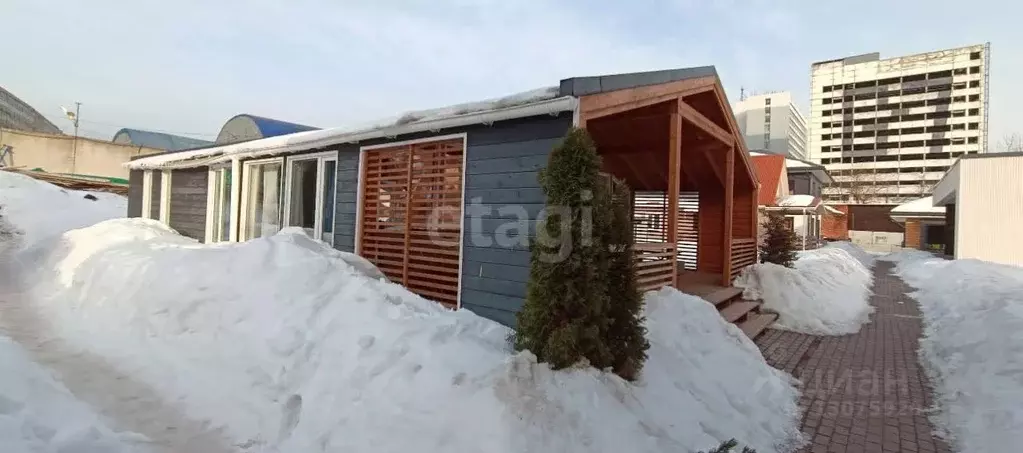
xmin=359 ymin=139 xmax=464 ymax=308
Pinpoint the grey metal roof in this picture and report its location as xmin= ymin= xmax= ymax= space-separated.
xmin=558 ymin=66 xmax=719 ymax=97
xmin=112 ymin=128 xmax=213 ymax=151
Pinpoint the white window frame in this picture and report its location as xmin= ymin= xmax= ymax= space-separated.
xmin=239 ymin=157 xmax=285 ymax=242
xmin=159 ymin=170 xmax=172 ymax=224
xmin=141 ymin=170 xmax=153 ymax=219
xmin=283 ymin=151 xmax=339 ymax=245
xmin=355 ymin=133 xmax=468 ymax=309
xmin=204 ymin=164 xmax=233 ymax=243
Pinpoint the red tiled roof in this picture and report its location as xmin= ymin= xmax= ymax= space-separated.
xmin=751 ymin=154 xmax=786 ymax=205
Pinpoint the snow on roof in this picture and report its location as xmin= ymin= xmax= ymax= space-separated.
xmin=128 ymin=86 xmax=569 ymax=170
xmin=891 ymin=196 xmax=945 ymax=215
xmin=777 ymin=194 xmax=819 ymax=207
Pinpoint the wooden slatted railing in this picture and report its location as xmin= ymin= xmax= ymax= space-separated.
xmin=729 ymin=238 xmax=757 ymax=280
xmin=633 ymin=242 xmax=676 ymax=292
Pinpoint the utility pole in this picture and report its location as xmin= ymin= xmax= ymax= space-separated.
xmin=62 ymin=102 xmax=81 ymax=174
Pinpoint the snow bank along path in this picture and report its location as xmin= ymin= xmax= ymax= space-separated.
xmin=0 ymin=170 xmax=125 ymax=251
xmin=0 ymin=334 xmax=150 ymax=452
xmin=734 ymin=244 xmax=874 ymax=335
xmin=893 ymin=252 xmax=1023 ymax=452
xmin=15 ymin=218 xmax=804 ymax=453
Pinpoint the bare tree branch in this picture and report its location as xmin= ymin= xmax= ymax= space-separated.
xmin=999 ymin=133 xmax=1023 ymax=153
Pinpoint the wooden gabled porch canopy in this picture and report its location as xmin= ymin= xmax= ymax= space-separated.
xmin=571 ymin=69 xmax=760 ymax=288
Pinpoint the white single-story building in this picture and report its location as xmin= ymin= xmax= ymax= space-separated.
xmin=932 ymin=152 xmax=1023 ymax=266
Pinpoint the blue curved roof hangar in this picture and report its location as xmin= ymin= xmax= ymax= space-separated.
xmin=215 ymin=114 xmax=318 ymax=144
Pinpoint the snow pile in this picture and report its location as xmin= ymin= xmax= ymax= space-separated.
xmin=0 ymin=334 xmax=150 ymax=452
xmin=18 ymin=219 xmax=803 ymax=453
xmin=734 ymin=247 xmax=874 ymax=335
xmin=822 ymin=241 xmax=876 ymax=268
xmin=895 ymin=255 xmax=1023 ymax=451
xmin=0 ymin=171 xmax=125 ymax=250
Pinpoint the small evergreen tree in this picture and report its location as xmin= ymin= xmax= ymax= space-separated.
xmin=601 ymin=176 xmax=649 ymax=381
xmin=759 ymin=212 xmax=798 ymax=267
xmin=515 ymin=128 xmax=613 ymax=371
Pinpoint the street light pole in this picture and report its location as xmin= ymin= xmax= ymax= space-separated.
xmin=71 ymin=102 xmax=81 ymax=174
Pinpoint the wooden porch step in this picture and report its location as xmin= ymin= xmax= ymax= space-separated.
xmin=703 ymin=287 xmax=744 ymax=306
xmin=719 ymin=300 xmax=759 ymax=323
xmin=738 ymin=312 xmax=778 ymax=339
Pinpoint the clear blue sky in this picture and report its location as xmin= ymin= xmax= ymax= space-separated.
xmin=5 ymin=0 xmax=1019 ymax=143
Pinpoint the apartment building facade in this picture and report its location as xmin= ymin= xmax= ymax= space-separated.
xmin=808 ymin=44 xmax=990 ymax=204
xmin=734 ymin=92 xmax=809 ymax=160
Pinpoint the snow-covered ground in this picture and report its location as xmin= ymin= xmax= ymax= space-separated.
xmin=891 ymin=253 xmax=1023 ymax=452
xmin=0 ymin=334 xmax=151 ymax=452
xmin=0 ymin=171 xmax=126 ymax=252
xmin=0 ymin=172 xmax=805 ymax=452
xmin=734 ymin=244 xmax=874 ymax=335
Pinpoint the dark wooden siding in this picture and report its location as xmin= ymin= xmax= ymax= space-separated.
xmin=168 ymin=168 xmax=209 ymax=241
xmin=127 ymin=169 xmax=143 ymax=218
xmin=460 ymin=115 xmax=572 ymax=327
xmin=333 ymin=146 xmax=360 ymax=252
xmin=150 ymin=171 xmax=162 ymax=218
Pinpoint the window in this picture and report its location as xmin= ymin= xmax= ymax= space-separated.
xmin=854 ymin=92 xmax=876 ymax=100
xmin=853 ymin=118 xmax=875 ymax=126
xmin=765 ymin=98 xmax=772 ymax=105
xmin=970 ymin=51 xmax=981 ymax=60
xmin=968 ymin=108 xmax=979 ymax=116
xmin=953 ymin=68 xmax=967 ymax=75
xmin=206 ymin=167 xmax=234 ymax=242
xmin=968 ymin=122 xmax=979 ymax=130
xmin=822 ymin=134 xmax=831 ymax=140
xmin=284 ymin=152 xmax=339 ymax=245
xmin=953 ymin=96 xmax=966 ymax=102
xmin=968 ymin=137 xmax=978 ymax=144
xmin=952 ymin=82 xmax=968 ymax=90
xmin=843 ymin=95 xmax=853 ymax=102
xmin=969 ymin=80 xmax=981 ymax=88
xmin=823 ymin=86 xmax=833 ymax=92
xmin=902 ymin=127 xmax=925 ymax=135
xmin=902 ymin=100 xmax=925 ymax=109
xmin=969 ymin=94 xmax=980 ymax=101
xmin=926 ymin=125 xmax=951 ymax=133
xmin=821 ymin=122 xmax=831 ymax=128
xmin=902 ymin=87 xmax=925 ymax=96
xmin=929 ymin=111 xmax=952 ymax=119
xmin=854 ymin=105 xmax=876 ymax=113
xmin=877 ymin=129 xmax=900 ymax=137
xmin=929 ymin=70 xmax=953 ymax=79
xmin=902 ymin=74 xmax=927 ymax=82
xmin=952 ymin=124 xmax=966 ymax=130
xmin=952 ymin=110 xmax=966 ymax=117
xmin=928 ymin=97 xmax=952 ymax=106
xmin=240 ymin=158 xmax=285 ymax=241
xmin=970 ymin=66 xmax=981 ymax=74
xmin=951 ymin=137 xmax=966 ymax=145
xmin=902 ymin=113 xmax=926 ymax=122
xmin=853 ymin=130 xmax=874 ymax=138
xmin=927 ymin=84 xmax=951 ymax=93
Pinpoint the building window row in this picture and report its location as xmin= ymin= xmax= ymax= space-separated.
xmin=821 ymin=150 xmax=977 ymax=165
xmin=831 ymin=166 xmax=951 ymax=176
xmin=821 ymin=122 xmax=980 ymax=140
xmin=821 ymin=66 xmax=983 ymax=93
xmin=820 ymin=107 xmax=981 ymax=121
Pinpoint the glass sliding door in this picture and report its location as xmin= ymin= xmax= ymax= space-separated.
xmin=241 ymin=159 xmax=284 ymax=241
xmin=283 ymin=152 xmax=337 ymax=244
xmin=209 ymin=167 xmax=233 ymax=242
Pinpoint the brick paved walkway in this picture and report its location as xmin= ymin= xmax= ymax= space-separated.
xmin=755 ymin=261 xmax=953 ymax=453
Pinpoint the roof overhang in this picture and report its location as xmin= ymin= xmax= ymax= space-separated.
xmin=932 ymin=161 xmax=961 ymax=205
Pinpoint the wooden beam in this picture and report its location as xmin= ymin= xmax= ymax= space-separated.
xmin=678 ymin=100 xmax=733 ymax=146
xmin=751 ymin=184 xmax=760 ymax=245
xmin=581 ymin=86 xmax=713 ymax=123
xmin=667 ymin=104 xmax=682 ymax=288
xmin=722 ymin=145 xmax=735 ymax=286
xmin=579 ymin=77 xmax=716 ymax=123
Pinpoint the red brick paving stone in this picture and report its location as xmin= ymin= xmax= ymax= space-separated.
xmin=754 ymin=262 xmax=954 ymax=453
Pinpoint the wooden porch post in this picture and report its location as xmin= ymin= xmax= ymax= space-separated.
xmin=722 ymin=144 xmax=735 ymax=286
xmin=667 ymin=101 xmax=682 ymax=287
